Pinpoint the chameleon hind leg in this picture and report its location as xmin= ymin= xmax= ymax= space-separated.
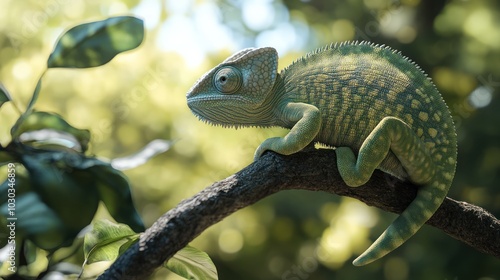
xmin=335 ymin=116 xmax=437 ymax=265
xmin=336 ymin=116 xmax=435 ymax=186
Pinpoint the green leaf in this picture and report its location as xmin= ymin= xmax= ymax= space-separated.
xmin=83 ymin=220 xmax=138 ymax=264
xmin=7 ymin=193 xmax=62 ymax=232
xmin=48 ymin=16 xmax=144 ymax=68
xmin=0 ymin=191 xmax=70 ymax=251
xmin=89 ymin=163 xmax=145 ymax=232
xmin=21 ymin=153 xmax=100 ymax=234
xmin=165 ymin=246 xmax=218 ymax=280
xmin=0 ymin=173 xmax=31 ymax=204
xmin=111 ymin=139 xmax=174 ymax=170
xmin=0 ymin=83 xmax=12 ymax=108
xmin=11 ymin=111 xmax=90 ymax=152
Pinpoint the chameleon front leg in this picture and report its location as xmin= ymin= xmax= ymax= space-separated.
xmin=336 ymin=116 xmax=439 ymax=266
xmin=254 ymin=102 xmax=321 ymax=160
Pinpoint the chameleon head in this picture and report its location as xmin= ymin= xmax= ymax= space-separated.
xmin=187 ymin=47 xmax=279 ymax=127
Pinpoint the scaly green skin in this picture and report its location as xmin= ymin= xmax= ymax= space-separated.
xmin=186 ymin=41 xmax=457 ymax=266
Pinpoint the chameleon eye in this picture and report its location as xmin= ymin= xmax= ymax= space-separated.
xmin=213 ymin=66 xmax=242 ymax=94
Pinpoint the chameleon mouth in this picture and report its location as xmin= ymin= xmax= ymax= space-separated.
xmin=186 ymin=94 xmax=247 ymax=104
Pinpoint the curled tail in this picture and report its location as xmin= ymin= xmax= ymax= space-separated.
xmin=353 ymin=175 xmax=451 ymax=266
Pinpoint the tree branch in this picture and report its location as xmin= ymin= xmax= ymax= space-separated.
xmin=98 ymin=149 xmax=500 ymax=280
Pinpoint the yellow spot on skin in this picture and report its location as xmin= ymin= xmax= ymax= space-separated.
xmin=359 ymin=121 xmax=366 ymax=130
xmin=368 ymin=108 xmax=377 ymax=119
xmin=341 ymin=73 xmax=352 ymax=81
xmin=415 ymin=200 xmax=426 ymax=209
xmin=354 ymin=109 xmax=363 ymax=120
xmin=353 ymin=95 xmax=362 ymax=103
xmin=425 ymin=208 xmax=434 ymax=217
xmin=433 ymin=113 xmax=441 ymax=122
xmin=411 ymin=99 xmax=420 ymax=109
xmin=443 ymin=172 xmax=453 ymax=180
xmin=425 ymin=142 xmax=436 ymax=150
xmin=428 ymin=128 xmax=438 ymax=138
xmin=375 ymin=99 xmax=385 ymax=110
xmin=387 ymin=90 xmax=397 ymax=102
xmin=332 ymin=82 xmax=339 ymax=92
xmin=419 ymin=112 xmax=429 ymax=121
xmin=434 ymin=197 xmax=443 ymax=205
xmin=318 ymin=83 xmax=326 ymax=93
xmin=447 ymin=157 xmax=455 ymax=164
xmin=392 ymin=72 xmax=411 ymax=93
xmin=419 ymin=189 xmax=433 ymax=200
xmin=417 ymin=128 xmax=424 ymax=137
xmin=435 ymin=154 xmax=442 ymax=161
xmin=415 ymin=88 xmax=425 ymax=98
xmin=396 ymin=104 xmax=404 ymax=112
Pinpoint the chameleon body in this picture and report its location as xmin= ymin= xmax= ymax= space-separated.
xmin=186 ymin=41 xmax=457 ymax=266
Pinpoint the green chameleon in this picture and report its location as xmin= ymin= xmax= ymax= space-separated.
xmin=186 ymin=41 xmax=457 ymax=266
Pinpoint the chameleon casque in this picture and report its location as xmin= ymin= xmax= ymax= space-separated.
xmin=186 ymin=41 xmax=457 ymax=266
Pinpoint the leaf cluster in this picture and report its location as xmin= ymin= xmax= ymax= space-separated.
xmin=0 ymin=16 xmax=217 ymax=280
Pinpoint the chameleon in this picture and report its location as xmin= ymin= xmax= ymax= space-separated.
xmin=186 ymin=41 xmax=457 ymax=266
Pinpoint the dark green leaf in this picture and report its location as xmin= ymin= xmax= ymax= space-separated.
xmin=12 ymin=193 xmax=64 ymax=233
xmin=165 ymin=246 xmax=218 ymax=280
xmin=0 ymin=173 xmax=31 ymax=204
xmin=48 ymin=16 xmax=144 ymax=68
xmin=0 ymin=192 xmax=71 ymax=251
xmin=83 ymin=220 xmax=138 ymax=264
xmin=0 ymin=180 xmax=8 ymax=205
xmin=111 ymin=139 xmax=174 ymax=170
xmin=11 ymin=111 xmax=90 ymax=152
xmin=89 ymin=164 xmax=145 ymax=232
xmin=0 ymin=83 xmax=12 ymax=108
xmin=21 ymin=153 xmax=100 ymax=235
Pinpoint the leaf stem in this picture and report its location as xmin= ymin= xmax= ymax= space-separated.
xmin=11 ymin=101 xmax=23 ymax=115
xmin=25 ymin=69 xmax=47 ymax=114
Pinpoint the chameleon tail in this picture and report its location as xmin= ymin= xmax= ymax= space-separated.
xmin=352 ymin=176 xmax=450 ymax=266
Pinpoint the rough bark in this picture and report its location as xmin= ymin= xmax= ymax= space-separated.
xmin=98 ymin=149 xmax=500 ymax=280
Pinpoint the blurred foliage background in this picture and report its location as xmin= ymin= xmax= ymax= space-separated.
xmin=0 ymin=0 xmax=499 ymax=279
